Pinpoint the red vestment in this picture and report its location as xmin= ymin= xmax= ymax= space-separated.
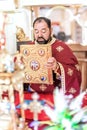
xmin=15 ymin=38 xmax=81 ymax=125
xmin=30 ymin=38 xmax=81 ymax=97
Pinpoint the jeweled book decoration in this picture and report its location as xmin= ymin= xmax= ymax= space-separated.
xmin=20 ymin=44 xmax=53 ymax=84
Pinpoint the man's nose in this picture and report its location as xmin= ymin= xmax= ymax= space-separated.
xmin=38 ymin=31 xmax=42 ymax=37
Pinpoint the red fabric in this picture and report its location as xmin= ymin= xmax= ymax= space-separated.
xmin=82 ymin=93 xmax=87 ymax=107
xmin=15 ymin=91 xmax=87 ymax=120
xmin=15 ymin=91 xmax=54 ymax=121
xmin=30 ymin=40 xmax=81 ymax=97
xmin=2 ymin=91 xmax=87 ymax=130
xmin=15 ymin=39 xmax=82 ymax=122
xmin=2 ymin=39 xmax=82 ymax=129
xmin=2 ymin=91 xmax=53 ymax=121
xmin=52 ymin=40 xmax=81 ymax=97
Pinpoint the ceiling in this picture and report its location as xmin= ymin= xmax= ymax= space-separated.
xmin=19 ymin=0 xmax=87 ymax=7
xmin=0 ymin=0 xmax=87 ymax=11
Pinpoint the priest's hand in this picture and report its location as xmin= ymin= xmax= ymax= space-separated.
xmin=46 ymin=57 xmax=59 ymax=72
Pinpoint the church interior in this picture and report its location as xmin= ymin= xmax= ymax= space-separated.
xmin=0 ymin=0 xmax=87 ymax=130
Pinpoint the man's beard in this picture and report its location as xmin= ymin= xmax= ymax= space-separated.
xmin=36 ymin=37 xmax=52 ymax=44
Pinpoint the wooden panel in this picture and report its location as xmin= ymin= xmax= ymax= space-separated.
xmin=68 ymin=43 xmax=87 ymax=91
xmin=73 ymin=52 xmax=86 ymax=58
xmin=68 ymin=44 xmax=87 ymax=51
xmin=78 ymin=59 xmax=87 ymax=91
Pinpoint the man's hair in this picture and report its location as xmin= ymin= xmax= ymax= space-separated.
xmin=33 ymin=17 xmax=51 ymax=29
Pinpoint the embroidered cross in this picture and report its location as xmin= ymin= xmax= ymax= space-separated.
xmin=56 ymin=46 xmax=64 ymax=52
xmin=39 ymin=84 xmax=47 ymax=91
xmin=69 ymin=87 xmax=76 ymax=94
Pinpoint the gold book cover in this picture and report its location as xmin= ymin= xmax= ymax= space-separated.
xmin=20 ymin=44 xmax=53 ymax=84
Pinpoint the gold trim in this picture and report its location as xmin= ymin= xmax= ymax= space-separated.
xmin=58 ymin=62 xmax=65 ymax=93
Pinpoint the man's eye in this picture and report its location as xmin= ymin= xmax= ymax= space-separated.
xmin=42 ymin=29 xmax=46 ymax=33
xmin=35 ymin=30 xmax=39 ymax=34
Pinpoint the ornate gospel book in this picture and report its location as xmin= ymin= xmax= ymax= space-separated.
xmin=20 ymin=44 xmax=53 ymax=84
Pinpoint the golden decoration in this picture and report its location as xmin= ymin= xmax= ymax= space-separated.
xmin=20 ymin=44 xmax=53 ymax=84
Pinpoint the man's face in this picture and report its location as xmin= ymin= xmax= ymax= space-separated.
xmin=33 ymin=20 xmax=52 ymax=44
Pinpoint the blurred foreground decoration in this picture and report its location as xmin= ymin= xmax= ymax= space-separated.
xmin=0 ymin=47 xmax=31 ymax=129
xmin=0 ymin=13 xmax=7 ymax=49
xmin=30 ymin=88 xmax=87 ymax=130
xmin=44 ymin=88 xmax=87 ymax=130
